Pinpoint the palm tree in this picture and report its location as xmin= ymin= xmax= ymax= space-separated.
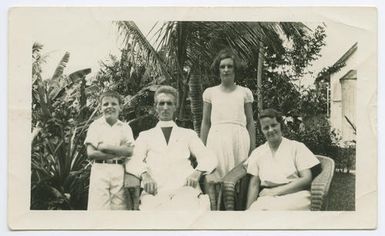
xmin=115 ymin=21 xmax=308 ymax=134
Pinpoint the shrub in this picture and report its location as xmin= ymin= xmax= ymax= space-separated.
xmin=31 ymin=43 xmax=94 ymax=210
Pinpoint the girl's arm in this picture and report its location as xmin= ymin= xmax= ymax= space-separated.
xmin=246 ymin=175 xmax=261 ymax=209
xmin=245 ymin=102 xmax=256 ymax=154
xmin=200 ymin=102 xmax=212 ymax=145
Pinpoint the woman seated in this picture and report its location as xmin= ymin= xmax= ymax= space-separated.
xmin=246 ymin=109 xmax=320 ymax=211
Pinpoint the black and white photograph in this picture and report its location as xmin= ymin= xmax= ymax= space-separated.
xmin=7 ymin=7 xmax=377 ymax=230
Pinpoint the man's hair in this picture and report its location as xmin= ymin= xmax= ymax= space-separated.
xmin=99 ymin=90 xmax=123 ymax=105
xmin=210 ymin=48 xmax=241 ymax=80
xmin=154 ymin=85 xmax=178 ymax=106
xmin=258 ymin=108 xmax=283 ymax=124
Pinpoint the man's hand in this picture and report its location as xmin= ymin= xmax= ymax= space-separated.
xmin=186 ymin=170 xmax=203 ymax=188
xmin=141 ymin=172 xmax=157 ymax=195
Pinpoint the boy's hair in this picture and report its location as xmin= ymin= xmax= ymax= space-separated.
xmin=258 ymin=108 xmax=283 ymax=124
xmin=99 ymin=90 xmax=123 ymax=105
xmin=154 ymin=85 xmax=178 ymax=106
xmin=210 ymin=48 xmax=241 ymax=80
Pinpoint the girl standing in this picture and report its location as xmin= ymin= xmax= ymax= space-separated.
xmin=201 ymin=49 xmax=256 ymax=180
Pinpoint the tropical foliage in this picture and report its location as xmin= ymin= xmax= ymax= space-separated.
xmin=115 ymin=21 xmax=325 ymax=133
xmin=31 ymin=43 xmax=95 ymax=210
xmin=30 ymin=21 xmax=353 ymax=210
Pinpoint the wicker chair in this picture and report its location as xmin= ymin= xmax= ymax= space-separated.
xmin=221 ymin=155 xmax=335 ymax=211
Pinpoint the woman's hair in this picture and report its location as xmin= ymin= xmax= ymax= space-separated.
xmin=258 ymin=108 xmax=283 ymax=124
xmin=99 ymin=90 xmax=123 ymax=105
xmin=210 ymin=48 xmax=241 ymax=80
xmin=154 ymin=85 xmax=178 ymax=106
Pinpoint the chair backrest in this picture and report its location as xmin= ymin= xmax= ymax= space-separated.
xmin=315 ymin=155 xmax=335 ymax=187
xmin=311 ymin=155 xmax=335 ymax=210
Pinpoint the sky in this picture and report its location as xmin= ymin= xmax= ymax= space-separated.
xmin=36 ymin=20 xmax=358 ymax=88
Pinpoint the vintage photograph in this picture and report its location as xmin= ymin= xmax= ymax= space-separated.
xmin=8 ymin=7 xmax=377 ymax=229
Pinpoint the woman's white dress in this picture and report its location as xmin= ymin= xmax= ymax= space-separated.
xmin=203 ymin=85 xmax=254 ymax=179
xmin=246 ymin=137 xmax=320 ymax=210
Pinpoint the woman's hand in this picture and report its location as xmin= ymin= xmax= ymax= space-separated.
xmin=259 ymin=187 xmax=279 ymax=197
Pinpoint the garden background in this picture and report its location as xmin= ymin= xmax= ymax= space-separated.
xmin=30 ymin=20 xmax=356 ymax=211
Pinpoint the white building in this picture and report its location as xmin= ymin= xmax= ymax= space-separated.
xmin=328 ymin=43 xmax=357 ymax=145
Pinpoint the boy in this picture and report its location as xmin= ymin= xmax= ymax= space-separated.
xmin=84 ymin=90 xmax=134 ymax=210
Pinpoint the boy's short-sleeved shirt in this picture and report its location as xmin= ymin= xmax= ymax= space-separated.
xmin=84 ymin=117 xmax=134 ymax=150
xmin=246 ymin=137 xmax=319 ymax=187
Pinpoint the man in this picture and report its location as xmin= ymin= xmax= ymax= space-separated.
xmin=125 ymin=85 xmax=217 ymax=211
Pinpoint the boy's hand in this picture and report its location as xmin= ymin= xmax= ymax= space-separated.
xmin=124 ymin=142 xmax=135 ymax=156
xmin=97 ymin=142 xmax=109 ymax=152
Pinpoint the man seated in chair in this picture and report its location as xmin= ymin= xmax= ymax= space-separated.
xmin=125 ymin=85 xmax=218 ymax=211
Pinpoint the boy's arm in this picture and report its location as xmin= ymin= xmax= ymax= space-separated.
xmin=98 ymin=142 xmax=134 ymax=157
xmin=86 ymin=144 xmax=119 ymax=161
xmin=96 ymin=123 xmax=135 ymax=157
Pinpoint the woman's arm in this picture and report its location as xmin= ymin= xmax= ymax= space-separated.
xmin=200 ymin=102 xmax=212 ymax=145
xmin=244 ymin=103 xmax=256 ymax=154
xmin=259 ymin=169 xmax=313 ymax=197
xmin=246 ymin=175 xmax=261 ymax=209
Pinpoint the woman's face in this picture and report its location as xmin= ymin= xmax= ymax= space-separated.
xmin=260 ymin=117 xmax=282 ymax=144
xmin=219 ymin=58 xmax=235 ymax=83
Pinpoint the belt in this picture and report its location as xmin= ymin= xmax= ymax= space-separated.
xmin=95 ymin=159 xmax=124 ymax=165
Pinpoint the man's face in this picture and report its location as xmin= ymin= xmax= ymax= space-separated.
xmin=155 ymin=93 xmax=176 ymax=121
xmin=101 ymin=96 xmax=121 ymax=123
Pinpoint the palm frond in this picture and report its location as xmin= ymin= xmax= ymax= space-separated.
xmin=51 ymin=52 xmax=70 ymax=81
xmin=115 ymin=21 xmax=172 ymax=81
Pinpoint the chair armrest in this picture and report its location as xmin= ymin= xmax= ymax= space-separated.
xmin=222 ymin=162 xmax=248 ymax=210
xmin=311 ymin=156 xmax=335 ymax=211
xmin=124 ymin=173 xmax=141 ymax=188
xmin=204 ymin=180 xmax=222 ymax=210
xmin=124 ymin=173 xmax=141 ymax=210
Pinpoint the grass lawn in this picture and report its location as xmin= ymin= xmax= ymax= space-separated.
xmin=326 ymin=172 xmax=355 ymax=211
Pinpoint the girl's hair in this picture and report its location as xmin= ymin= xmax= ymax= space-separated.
xmin=210 ymin=48 xmax=241 ymax=80
xmin=154 ymin=85 xmax=178 ymax=106
xmin=99 ymin=90 xmax=123 ymax=105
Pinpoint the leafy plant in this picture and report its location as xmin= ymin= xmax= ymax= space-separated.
xmin=31 ymin=43 xmax=94 ymax=210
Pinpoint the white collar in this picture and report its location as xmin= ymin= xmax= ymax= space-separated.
xmin=100 ymin=117 xmax=122 ymax=127
xmin=156 ymin=120 xmax=176 ymax=128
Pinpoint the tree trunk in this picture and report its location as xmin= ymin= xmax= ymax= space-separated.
xmin=189 ymin=69 xmax=203 ymax=135
xmin=256 ymin=44 xmax=264 ymax=113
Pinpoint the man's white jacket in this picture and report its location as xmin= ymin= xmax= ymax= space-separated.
xmin=125 ymin=121 xmax=218 ymax=195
